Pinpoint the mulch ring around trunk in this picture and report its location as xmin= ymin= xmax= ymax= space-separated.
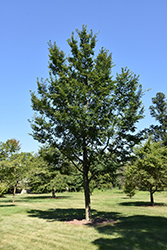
xmin=64 ymin=218 xmax=116 ymax=226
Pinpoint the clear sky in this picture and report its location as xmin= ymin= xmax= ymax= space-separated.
xmin=0 ymin=0 xmax=167 ymax=153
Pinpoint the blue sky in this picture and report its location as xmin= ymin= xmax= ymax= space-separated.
xmin=0 ymin=0 xmax=167 ymax=153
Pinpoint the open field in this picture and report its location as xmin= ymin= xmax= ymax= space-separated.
xmin=0 ymin=189 xmax=167 ymax=250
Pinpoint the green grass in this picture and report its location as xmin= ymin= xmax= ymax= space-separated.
xmin=0 ymin=189 xmax=167 ymax=250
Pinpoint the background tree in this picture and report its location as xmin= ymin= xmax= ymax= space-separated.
xmin=0 ymin=139 xmax=21 ymax=198
xmin=30 ymin=25 xmax=145 ymax=221
xmin=28 ymin=148 xmax=68 ymax=196
xmin=0 ymin=152 xmax=31 ymax=202
xmin=91 ymin=152 xmax=123 ymax=191
xmin=0 ymin=139 xmax=31 ymax=202
xmin=27 ymin=146 xmax=81 ymax=196
xmin=36 ymin=145 xmax=62 ymax=197
xmin=0 ymin=182 xmax=7 ymax=197
xmin=149 ymin=92 xmax=167 ymax=145
xmin=124 ymin=138 xmax=167 ymax=205
xmin=0 ymin=139 xmax=21 ymax=161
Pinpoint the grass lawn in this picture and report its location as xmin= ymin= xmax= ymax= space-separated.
xmin=0 ymin=189 xmax=167 ymax=250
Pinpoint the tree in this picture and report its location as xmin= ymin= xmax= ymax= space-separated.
xmin=36 ymin=145 xmax=61 ymax=197
xmin=30 ymin=25 xmax=145 ymax=221
xmin=149 ymin=92 xmax=167 ymax=145
xmin=0 ymin=139 xmax=21 ymax=161
xmin=27 ymin=147 xmax=73 ymax=197
xmin=92 ymin=152 xmax=123 ymax=190
xmin=28 ymin=145 xmax=82 ymax=196
xmin=0 ymin=152 xmax=31 ymax=202
xmin=0 ymin=139 xmax=21 ymax=199
xmin=124 ymin=138 xmax=167 ymax=205
xmin=0 ymin=139 xmax=31 ymax=202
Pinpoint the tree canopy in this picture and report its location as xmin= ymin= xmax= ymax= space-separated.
xmin=30 ymin=25 xmax=145 ymax=220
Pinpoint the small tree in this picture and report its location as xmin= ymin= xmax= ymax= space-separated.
xmin=0 ymin=139 xmax=22 ymax=200
xmin=0 ymin=152 xmax=31 ymax=202
xmin=124 ymin=138 xmax=167 ymax=205
xmin=0 ymin=139 xmax=31 ymax=202
xmin=27 ymin=147 xmax=74 ymax=196
xmin=30 ymin=25 xmax=145 ymax=220
xmin=28 ymin=155 xmax=61 ymax=197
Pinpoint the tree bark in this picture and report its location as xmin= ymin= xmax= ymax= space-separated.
xmin=150 ymin=189 xmax=154 ymax=206
xmin=52 ymin=187 xmax=56 ymax=198
xmin=83 ymin=134 xmax=91 ymax=221
xmin=83 ymin=172 xmax=91 ymax=221
xmin=13 ymin=185 xmax=17 ymax=203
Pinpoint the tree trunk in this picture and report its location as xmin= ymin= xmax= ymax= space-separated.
xmin=83 ymin=135 xmax=91 ymax=221
xmin=13 ymin=185 xmax=17 ymax=203
xmin=150 ymin=189 xmax=154 ymax=206
xmin=83 ymin=173 xmax=91 ymax=221
xmin=52 ymin=187 xmax=56 ymax=198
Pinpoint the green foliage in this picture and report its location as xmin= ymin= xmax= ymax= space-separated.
xmin=124 ymin=165 xmax=136 ymax=198
xmin=89 ymin=179 xmax=96 ymax=195
xmin=0 ymin=182 xmax=8 ymax=197
xmin=0 ymin=152 xmax=32 ymax=201
xmin=96 ymin=173 xmax=113 ymax=191
xmin=30 ymin=25 xmax=145 ymax=220
xmin=90 ymin=152 xmax=123 ymax=193
xmin=50 ymin=172 xmax=68 ymax=192
xmin=124 ymin=138 xmax=167 ymax=204
xmin=27 ymin=147 xmax=78 ymax=195
xmin=66 ymin=172 xmax=83 ymax=192
xmin=0 ymin=139 xmax=21 ymax=161
xmin=149 ymin=92 xmax=167 ymax=145
xmin=109 ymin=67 xmax=145 ymax=162
xmin=27 ymin=154 xmax=54 ymax=194
xmin=0 ymin=139 xmax=32 ymax=202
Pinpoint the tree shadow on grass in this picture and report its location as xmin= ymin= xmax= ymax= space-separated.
xmin=27 ymin=207 xmax=167 ymax=249
xmin=27 ymin=208 xmax=119 ymax=222
xmin=23 ymin=195 xmax=55 ymax=200
xmin=119 ymin=201 xmax=166 ymax=207
xmin=0 ymin=195 xmax=72 ymax=204
xmin=91 ymin=215 xmax=167 ymax=250
xmin=0 ymin=204 xmax=16 ymax=207
xmin=21 ymin=195 xmax=71 ymax=201
xmin=28 ymin=208 xmax=85 ymax=222
xmin=0 ymin=198 xmax=14 ymax=203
